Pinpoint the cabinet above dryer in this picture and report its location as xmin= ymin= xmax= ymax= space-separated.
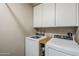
xmin=56 ymin=3 xmax=78 ymax=26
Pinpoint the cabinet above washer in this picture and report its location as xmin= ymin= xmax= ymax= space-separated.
xmin=33 ymin=3 xmax=55 ymax=27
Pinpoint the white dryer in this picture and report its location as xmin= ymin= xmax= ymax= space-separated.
xmin=45 ymin=38 xmax=79 ymax=56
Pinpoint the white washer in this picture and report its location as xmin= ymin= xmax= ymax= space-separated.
xmin=25 ymin=35 xmax=46 ymax=56
xmin=45 ymin=38 xmax=79 ymax=56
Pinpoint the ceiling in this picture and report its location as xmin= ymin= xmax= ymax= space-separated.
xmin=30 ymin=3 xmax=41 ymax=7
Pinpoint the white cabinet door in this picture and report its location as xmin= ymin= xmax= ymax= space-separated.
xmin=42 ymin=3 xmax=55 ymax=27
xmin=78 ymin=3 xmax=79 ymax=26
xmin=33 ymin=4 xmax=43 ymax=27
xmin=56 ymin=3 xmax=77 ymax=26
xmin=33 ymin=3 xmax=55 ymax=27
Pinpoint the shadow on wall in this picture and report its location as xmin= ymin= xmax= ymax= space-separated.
xmin=5 ymin=3 xmax=30 ymax=36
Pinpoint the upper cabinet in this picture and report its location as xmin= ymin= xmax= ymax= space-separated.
xmin=56 ymin=3 xmax=78 ymax=26
xmin=33 ymin=3 xmax=78 ymax=28
xmin=33 ymin=4 xmax=43 ymax=27
xmin=33 ymin=3 xmax=55 ymax=27
xmin=42 ymin=3 xmax=55 ymax=27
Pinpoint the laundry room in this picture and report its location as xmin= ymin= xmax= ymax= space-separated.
xmin=0 ymin=3 xmax=79 ymax=56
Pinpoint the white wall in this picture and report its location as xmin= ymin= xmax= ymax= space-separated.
xmin=76 ymin=27 xmax=79 ymax=44
xmin=37 ymin=27 xmax=75 ymax=34
xmin=0 ymin=3 xmax=36 ymax=56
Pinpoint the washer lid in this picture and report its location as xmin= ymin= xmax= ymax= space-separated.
xmin=46 ymin=38 xmax=79 ymax=56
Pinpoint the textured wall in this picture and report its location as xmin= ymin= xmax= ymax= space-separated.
xmin=37 ymin=27 xmax=76 ymax=34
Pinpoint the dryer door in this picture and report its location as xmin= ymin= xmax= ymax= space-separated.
xmin=45 ymin=47 xmax=71 ymax=56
